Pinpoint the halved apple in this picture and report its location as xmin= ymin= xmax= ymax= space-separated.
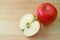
xmin=20 ymin=13 xmax=40 ymax=37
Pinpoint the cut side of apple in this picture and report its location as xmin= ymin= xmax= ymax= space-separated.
xmin=20 ymin=13 xmax=40 ymax=37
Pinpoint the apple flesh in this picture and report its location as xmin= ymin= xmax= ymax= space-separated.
xmin=36 ymin=3 xmax=57 ymax=25
xmin=20 ymin=13 xmax=40 ymax=37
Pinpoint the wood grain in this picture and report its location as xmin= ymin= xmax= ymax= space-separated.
xmin=0 ymin=0 xmax=60 ymax=40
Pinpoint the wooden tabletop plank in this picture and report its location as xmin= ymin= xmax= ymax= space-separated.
xmin=0 ymin=0 xmax=60 ymax=40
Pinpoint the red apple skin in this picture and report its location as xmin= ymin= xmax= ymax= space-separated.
xmin=36 ymin=3 xmax=57 ymax=25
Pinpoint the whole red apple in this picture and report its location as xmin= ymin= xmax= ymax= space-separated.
xmin=36 ymin=3 xmax=57 ymax=25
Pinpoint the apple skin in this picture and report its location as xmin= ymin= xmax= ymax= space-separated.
xmin=36 ymin=3 xmax=57 ymax=25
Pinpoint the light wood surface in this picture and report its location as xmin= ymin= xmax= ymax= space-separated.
xmin=0 ymin=0 xmax=60 ymax=40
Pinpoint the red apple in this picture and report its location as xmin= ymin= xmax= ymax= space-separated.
xmin=36 ymin=3 xmax=57 ymax=25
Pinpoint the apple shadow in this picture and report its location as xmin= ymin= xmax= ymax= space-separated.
xmin=27 ymin=17 xmax=60 ymax=40
xmin=27 ymin=24 xmax=50 ymax=40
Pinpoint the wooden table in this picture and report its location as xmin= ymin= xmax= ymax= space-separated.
xmin=0 ymin=0 xmax=60 ymax=40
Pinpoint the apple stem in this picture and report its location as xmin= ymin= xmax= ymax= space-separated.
xmin=45 ymin=6 xmax=50 ymax=11
xmin=33 ymin=15 xmax=37 ymax=21
xmin=33 ymin=19 xmax=37 ymax=22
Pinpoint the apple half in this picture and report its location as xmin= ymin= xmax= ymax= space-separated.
xmin=20 ymin=13 xmax=40 ymax=37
